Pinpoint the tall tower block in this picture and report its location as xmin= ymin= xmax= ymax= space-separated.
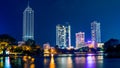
xmin=23 ymin=1 xmax=34 ymax=41
xmin=56 ymin=24 xmax=71 ymax=49
xmin=91 ymin=21 xmax=101 ymax=48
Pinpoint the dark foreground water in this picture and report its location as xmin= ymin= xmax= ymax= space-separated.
xmin=0 ymin=54 xmax=120 ymax=68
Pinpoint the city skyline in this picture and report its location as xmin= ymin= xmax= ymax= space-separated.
xmin=0 ymin=0 xmax=120 ymax=46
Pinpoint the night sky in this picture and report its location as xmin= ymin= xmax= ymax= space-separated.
xmin=0 ymin=0 xmax=120 ymax=46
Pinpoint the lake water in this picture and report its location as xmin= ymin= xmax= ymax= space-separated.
xmin=0 ymin=54 xmax=120 ymax=68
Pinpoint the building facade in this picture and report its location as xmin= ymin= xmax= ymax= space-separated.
xmin=91 ymin=21 xmax=101 ymax=48
xmin=23 ymin=2 xmax=34 ymax=41
xmin=56 ymin=24 xmax=71 ymax=49
xmin=76 ymin=32 xmax=85 ymax=48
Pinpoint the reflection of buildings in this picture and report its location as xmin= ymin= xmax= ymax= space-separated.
xmin=0 ymin=57 xmax=10 ymax=68
xmin=56 ymin=24 xmax=71 ymax=48
xmin=4 ymin=57 xmax=11 ymax=68
xmin=23 ymin=56 xmax=35 ymax=68
xmin=67 ymin=57 xmax=73 ymax=68
xmin=86 ymin=55 xmax=96 ymax=68
xmin=50 ymin=56 xmax=55 ymax=68
xmin=76 ymin=32 xmax=85 ymax=48
xmin=91 ymin=21 xmax=101 ymax=48
xmin=23 ymin=1 xmax=34 ymax=41
xmin=10 ymin=57 xmax=23 ymax=68
xmin=56 ymin=56 xmax=73 ymax=68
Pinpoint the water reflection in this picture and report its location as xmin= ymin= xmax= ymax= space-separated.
xmin=23 ymin=56 xmax=35 ymax=68
xmin=49 ymin=56 xmax=55 ymax=68
xmin=75 ymin=57 xmax=85 ymax=64
xmin=4 ymin=57 xmax=11 ymax=68
xmin=86 ymin=55 xmax=96 ymax=68
xmin=0 ymin=55 xmax=36 ymax=68
xmin=97 ymin=56 xmax=103 ymax=63
xmin=55 ymin=56 xmax=73 ymax=68
xmin=74 ymin=55 xmax=97 ymax=68
xmin=0 ymin=57 xmax=3 ymax=68
xmin=0 ymin=57 xmax=12 ymax=68
xmin=44 ymin=58 xmax=48 ymax=64
xmin=30 ymin=63 xmax=35 ymax=68
xmin=11 ymin=56 xmax=25 ymax=68
xmin=67 ymin=57 xmax=73 ymax=68
xmin=0 ymin=54 xmax=111 ymax=68
xmin=74 ymin=57 xmax=86 ymax=68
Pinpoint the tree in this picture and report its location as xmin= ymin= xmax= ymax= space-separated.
xmin=0 ymin=34 xmax=16 ymax=44
xmin=104 ymin=38 xmax=120 ymax=53
xmin=25 ymin=39 xmax=35 ymax=46
xmin=103 ymin=39 xmax=120 ymax=57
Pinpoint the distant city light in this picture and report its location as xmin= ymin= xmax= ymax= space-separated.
xmin=87 ymin=41 xmax=91 ymax=43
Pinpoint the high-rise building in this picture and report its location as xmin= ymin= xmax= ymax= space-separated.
xmin=23 ymin=1 xmax=34 ymax=41
xmin=76 ymin=32 xmax=85 ymax=48
xmin=56 ymin=24 xmax=71 ymax=48
xmin=91 ymin=21 xmax=101 ymax=48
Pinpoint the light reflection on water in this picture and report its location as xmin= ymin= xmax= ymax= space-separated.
xmin=5 ymin=57 xmax=11 ymax=68
xmin=0 ymin=56 xmax=36 ymax=68
xmin=0 ymin=55 xmax=104 ymax=68
xmin=1 ymin=54 xmax=120 ymax=68
xmin=55 ymin=56 xmax=73 ymax=68
xmin=86 ymin=55 xmax=96 ymax=68
xmin=0 ymin=57 xmax=11 ymax=68
xmin=49 ymin=55 xmax=104 ymax=68
xmin=67 ymin=57 xmax=73 ymax=68
xmin=49 ymin=56 xmax=55 ymax=68
xmin=23 ymin=56 xmax=35 ymax=68
xmin=0 ymin=57 xmax=3 ymax=68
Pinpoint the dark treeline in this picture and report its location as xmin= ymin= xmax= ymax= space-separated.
xmin=0 ymin=34 xmax=16 ymax=44
xmin=104 ymin=38 xmax=120 ymax=57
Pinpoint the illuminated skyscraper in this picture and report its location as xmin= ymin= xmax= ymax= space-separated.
xmin=91 ymin=21 xmax=101 ymax=48
xmin=23 ymin=1 xmax=34 ymax=41
xmin=56 ymin=24 xmax=71 ymax=48
xmin=76 ymin=32 xmax=85 ymax=48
